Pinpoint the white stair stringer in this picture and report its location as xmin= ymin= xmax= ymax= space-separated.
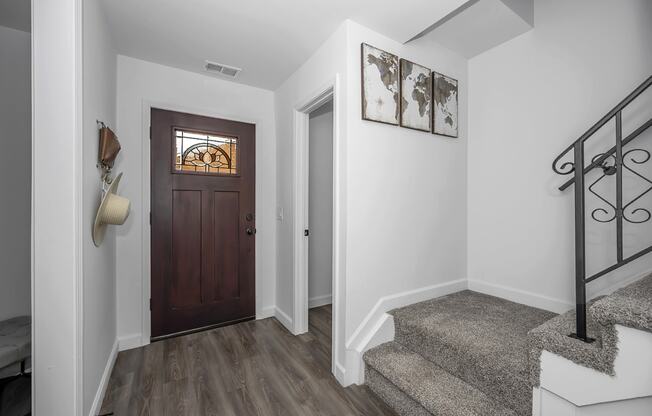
xmin=534 ymin=324 xmax=652 ymax=416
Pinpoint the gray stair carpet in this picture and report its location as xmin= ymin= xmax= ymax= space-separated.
xmin=529 ymin=272 xmax=652 ymax=386
xmin=591 ymin=272 xmax=652 ymax=331
xmin=364 ymin=290 xmax=556 ymax=416
xmin=364 ymin=342 xmax=517 ymax=416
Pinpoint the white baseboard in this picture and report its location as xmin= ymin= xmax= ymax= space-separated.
xmin=309 ymin=294 xmax=332 ymax=309
xmin=118 ymin=334 xmax=143 ymax=351
xmin=344 ymin=278 xmax=468 ymax=385
xmin=257 ymin=306 xmax=276 ymax=320
xmin=334 ymin=362 xmax=347 ymax=386
xmin=467 ymin=279 xmax=573 ymax=314
xmin=117 ymin=305 xmax=289 ymax=350
xmin=345 ymin=314 xmax=395 ymax=386
xmin=89 ymin=339 xmax=118 ymax=416
xmin=274 ymin=307 xmax=293 ymax=332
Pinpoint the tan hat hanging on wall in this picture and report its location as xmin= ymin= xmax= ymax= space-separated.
xmin=93 ymin=172 xmax=130 ymax=247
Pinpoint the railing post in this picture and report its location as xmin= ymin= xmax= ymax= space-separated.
xmin=615 ymin=111 xmax=624 ymax=262
xmin=573 ymin=142 xmax=588 ymax=341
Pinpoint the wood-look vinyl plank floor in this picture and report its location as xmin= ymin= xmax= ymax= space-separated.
xmin=100 ymin=305 xmax=396 ymax=416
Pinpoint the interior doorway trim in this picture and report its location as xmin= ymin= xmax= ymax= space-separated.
xmin=138 ymin=101 xmax=262 ymax=347
xmin=292 ymin=75 xmax=344 ymax=379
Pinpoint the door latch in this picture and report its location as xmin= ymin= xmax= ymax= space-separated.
xmin=304 ymin=229 xmax=310 ymax=236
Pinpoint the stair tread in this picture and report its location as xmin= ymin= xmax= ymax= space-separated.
xmin=366 ymin=367 xmax=432 ymax=416
xmin=364 ymin=341 xmax=518 ymax=416
xmin=591 ymin=273 xmax=652 ymax=331
xmin=390 ymin=290 xmax=555 ymax=415
xmin=391 ymin=290 xmax=556 ymax=378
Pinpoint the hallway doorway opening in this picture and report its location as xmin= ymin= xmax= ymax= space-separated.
xmin=291 ymin=79 xmax=344 ymax=380
xmin=306 ymin=99 xmax=334 ymax=363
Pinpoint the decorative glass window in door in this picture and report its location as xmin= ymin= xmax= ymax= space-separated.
xmin=174 ymin=129 xmax=238 ymax=175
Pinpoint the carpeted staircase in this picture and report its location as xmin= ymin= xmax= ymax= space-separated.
xmin=363 ymin=274 xmax=652 ymax=416
xmin=363 ymin=291 xmax=556 ymax=416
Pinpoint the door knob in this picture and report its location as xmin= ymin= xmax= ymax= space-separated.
xmin=246 ymin=227 xmax=256 ymax=235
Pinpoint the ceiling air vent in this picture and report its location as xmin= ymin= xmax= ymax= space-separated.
xmin=204 ymin=60 xmax=242 ymax=78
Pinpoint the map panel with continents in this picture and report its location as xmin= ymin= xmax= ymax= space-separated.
xmin=361 ymin=43 xmax=399 ymax=125
xmin=400 ymin=59 xmax=431 ymax=132
xmin=433 ymin=72 xmax=459 ymax=138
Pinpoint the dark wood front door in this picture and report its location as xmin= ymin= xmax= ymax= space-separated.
xmin=150 ymin=108 xmax=255 ymax=340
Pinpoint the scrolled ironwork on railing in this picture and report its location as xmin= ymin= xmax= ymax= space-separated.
xmin=552 ymin=153 xmax=575 ymax=175
xmin=587 ymin=153 xmax=618 ymax=223
xmin=622 ymin=149 xmax=652 ymax=224
xmin=552 ymin=75 xmax=652 ymax=343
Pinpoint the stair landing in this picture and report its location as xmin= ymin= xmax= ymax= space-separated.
xmin=365 ymin=290 xmax=557 ymax=416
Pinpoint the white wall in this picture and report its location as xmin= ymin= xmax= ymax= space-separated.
xmin=468 ymin=0 xmax=652 ymax=311
xmin=308 ymin=101 xmax=334 ymax=307
xmin=32 ymin=0 xmax=83 ymax=413
xmin=82 ymin=0 xmax=118 ymax=414
xmin=274 ymin=21 xmax=349 ymax=375
xmin=275 ymin=19 xmax=467 ymax=382
xmin=115 ymin=56 xmax=277 ymax=346
xmin=344 ymin=21 xmax=468 ymax=341
xmin=0 ymin=25 xmax=31 ymax=321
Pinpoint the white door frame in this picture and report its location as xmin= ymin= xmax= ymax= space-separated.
xmin=292 ymin=75 xmax=344 ymax=377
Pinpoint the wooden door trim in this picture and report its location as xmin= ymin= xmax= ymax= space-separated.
xmin=138 ymin=101 xmax=261 ymax=348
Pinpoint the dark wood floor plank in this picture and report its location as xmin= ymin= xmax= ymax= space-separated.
xmin=100 ymin=305 xmax=396 ymax=416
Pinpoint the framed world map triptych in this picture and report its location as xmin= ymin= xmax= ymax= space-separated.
xmin=361 ymin=43 xmax=459 ymax=138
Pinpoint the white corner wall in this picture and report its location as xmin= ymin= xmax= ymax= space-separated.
xmin=468 ymin=0 xmax=652 ymax=311
xmin=344 ymin=21 xmax=468 ymax=344
xmin=274 ymin=20 xmax=349 ymax=376
xmin=115 ymin=56 xmax=277 ymax=347
xmin=32 ymin=0 xmax=83 ymax=413
xmin=0 ymin=24 xmax=31 ymax=322
xmin=275 ymin=19 xmax=468 ymax=384
xmin=82 ymin=0 xmax=119 ymax=414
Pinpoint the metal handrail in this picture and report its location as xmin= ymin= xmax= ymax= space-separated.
xmin=552 ymin=75 xmax=652 ymax=342
xmin=558 ymin=117 xmax=652 ymax=191
xmin=553 ymin=76 xmax=652 ymax=179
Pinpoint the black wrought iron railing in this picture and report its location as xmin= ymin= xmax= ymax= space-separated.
xmin=552 ymin=75 xmax=652 ymax=342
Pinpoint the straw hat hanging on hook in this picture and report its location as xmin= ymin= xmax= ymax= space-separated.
xmin=93 ymin=173 xmax=130 ymax=246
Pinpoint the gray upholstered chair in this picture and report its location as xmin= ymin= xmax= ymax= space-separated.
xmin=0 ymin=316 xmax=31 ymax=379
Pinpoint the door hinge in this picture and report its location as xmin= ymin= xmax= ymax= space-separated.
xmin=149 ymin=212 xmax=152 ymax=225
xmin=149 ymin=126 xmax=152 ymax=140
xmin=149 ymin=298 xmax=152 ymax=311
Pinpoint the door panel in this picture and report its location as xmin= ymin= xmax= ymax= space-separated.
xmin=151 ymin=108 xmax=255 ymax=339
xmin=170 ymin=190 xmax=202 ymax=309
xmin=214 ymin=191 xmax=240 ymax=301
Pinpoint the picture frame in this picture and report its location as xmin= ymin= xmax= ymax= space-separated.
xmin=432 ymin=72 xmax=459 ymax=138
xmin=399 ymin=58 xmax=432 ymax=132
xmin=360 ymin=43 xmax=399 ymax=125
